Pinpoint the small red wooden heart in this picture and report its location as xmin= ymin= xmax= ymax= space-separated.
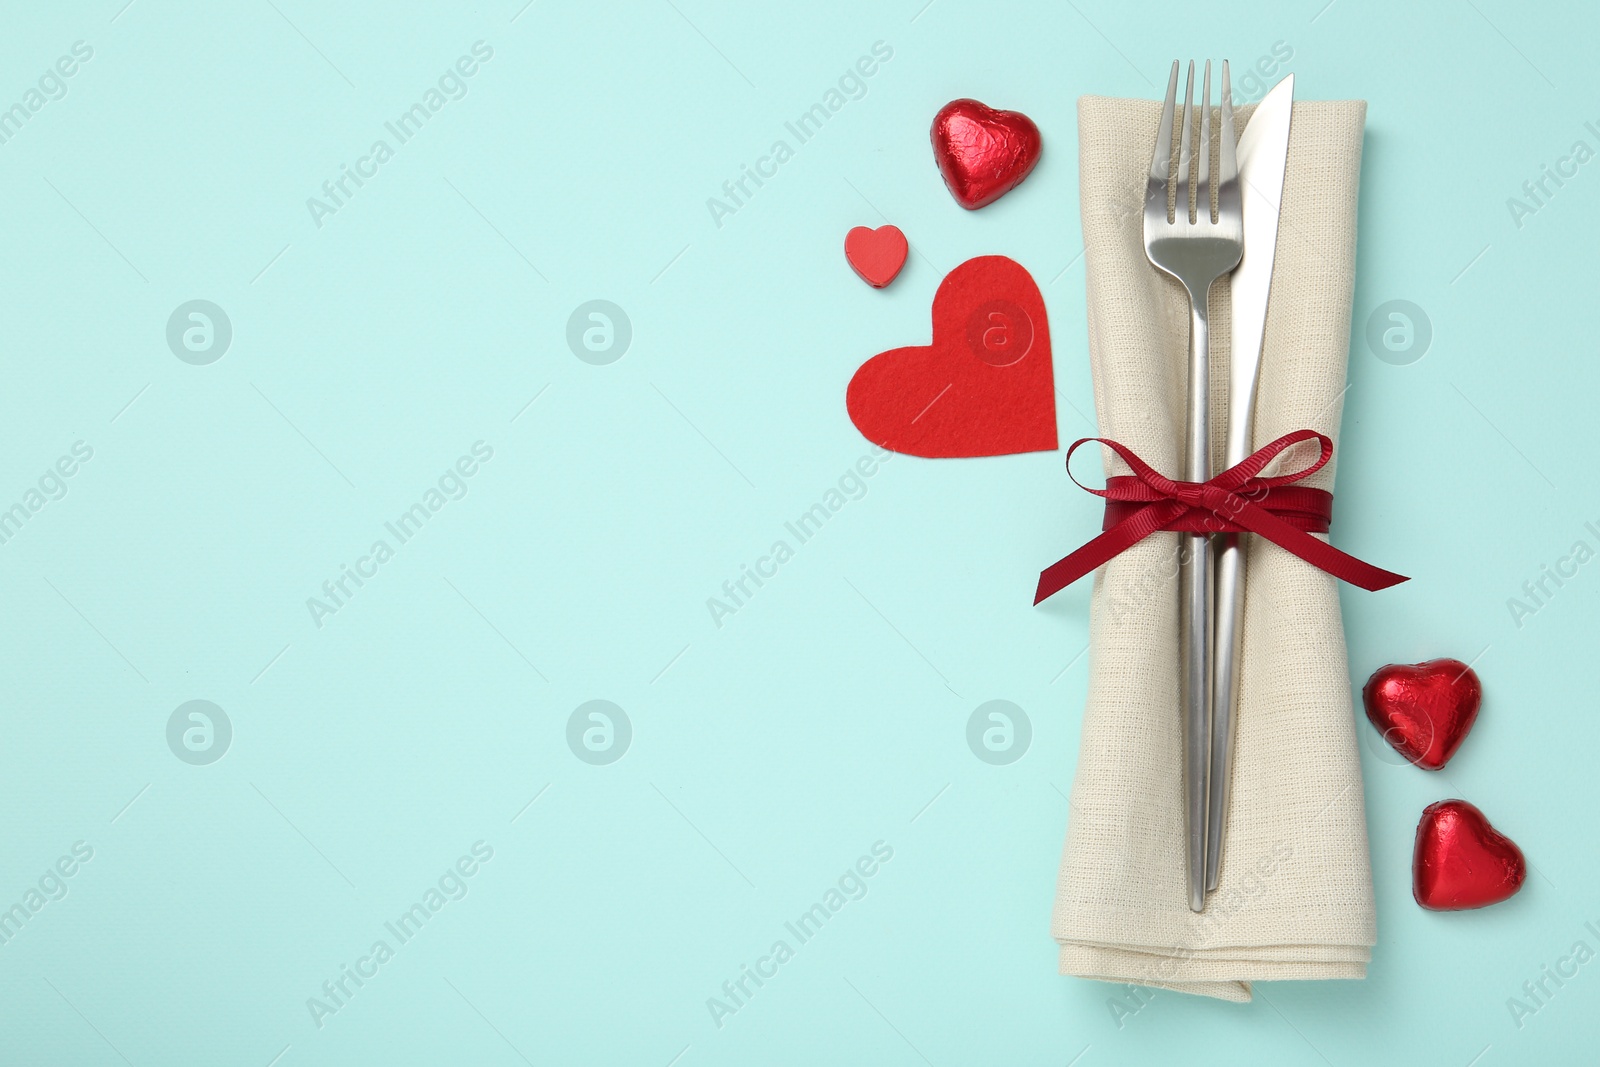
xmin=1362 ymin=659 xmax=1481 ymax=770
xmin=1413 ymin=799 xmax=1527 ymax=910
xmin=931 ymin=99 xmax=1042 ymax=210
xmin=844 ymin=225 xmax=908 ymax=288
xmin=846 ymin=255 xmax=1055 ymax=458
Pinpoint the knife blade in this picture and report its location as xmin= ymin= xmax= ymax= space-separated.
xmin=1206 ymin=74 xmax=1294 ymax=892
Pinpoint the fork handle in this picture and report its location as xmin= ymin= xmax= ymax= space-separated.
xmin=1181 ymin=296 xmax=1214 ymax=913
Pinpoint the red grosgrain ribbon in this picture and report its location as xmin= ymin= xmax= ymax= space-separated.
xmin=1034 ymin=429 xmax=1407 ymax=605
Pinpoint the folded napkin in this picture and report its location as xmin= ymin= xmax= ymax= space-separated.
xmin=1050 ymin=96 xmax=1375 ymax=1002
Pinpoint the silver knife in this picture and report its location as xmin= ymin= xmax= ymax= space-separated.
xmin=1206 ymin=74 xmax=1294 ymax=892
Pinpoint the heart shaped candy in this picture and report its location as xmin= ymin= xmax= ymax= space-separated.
xmin=930 ymin=99 xmax=1042 ymax=210
xmin=1362 ymin=659 xmax=1482 ymax=770
xmin=846 ymin=255 xmax=1055 ymax=458
xmin=1413 ymin=799 xmax=1527 ymax=910
xmin=844 ymin=225 xmax=908 ymax=288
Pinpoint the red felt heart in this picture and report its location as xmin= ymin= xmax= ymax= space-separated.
xmin=845 ymin=225 xmax=908 ymax=288
xmin=1362 ymin=659 xmax=1482 ymax=770
xmin=1413 ymin=799 xmax=1527 ymax=911
xmin=931 ymin=99 xmax=1042 ymax=210
xmin=846 ymin=255 xmax=1055 ymax=458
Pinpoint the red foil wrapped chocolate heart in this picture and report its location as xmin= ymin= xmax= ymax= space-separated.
xmin=1362 ymin=659 xmax=1481 ymax=770
xmin=1413 ymin=799 xmax=1526 ymax=910
xmin=930 ymin=99 xmax=1042 ymax=209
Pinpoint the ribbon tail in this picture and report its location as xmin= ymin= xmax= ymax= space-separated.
xmin=1234 ymin=505 xmax=1408 ymax=591
xmin=1035 ymin=503 xmax=1184 ymax=604
xmin=1035 ymin=539 xmax=1115 ymax=604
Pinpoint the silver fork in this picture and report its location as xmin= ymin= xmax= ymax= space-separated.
xmin=1142 ymin=59 xmax=1242 ymax=912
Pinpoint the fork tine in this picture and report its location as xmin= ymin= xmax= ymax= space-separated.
xmin=1218 ymin=60 xmax=1238 ymax=190
xmin=1197 ymin=60 xmax=1212 ymax=222
xmin=1176 ymin=61 xmax=1195 ymax=222
xmin=1150 ymin=60 xmax=1179 ymax=189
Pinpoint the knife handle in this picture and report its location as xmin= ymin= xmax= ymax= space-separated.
xmin=1207 ymin=533 xmax=1246 ymax=891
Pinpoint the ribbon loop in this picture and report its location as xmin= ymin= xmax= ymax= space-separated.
xmin=1034 ymin=432 xmax=1407 ymax=605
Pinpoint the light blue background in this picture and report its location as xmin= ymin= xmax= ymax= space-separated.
xmin=1 ymin=0 xmax=1595 ymax=1063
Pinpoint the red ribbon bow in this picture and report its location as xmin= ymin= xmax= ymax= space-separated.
xmin=1034 ymin=429 xmax=1407 ymax=605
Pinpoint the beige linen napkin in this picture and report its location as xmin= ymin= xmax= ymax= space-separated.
xmin=1050 ymin=96 xmax=1375 ymax=1002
